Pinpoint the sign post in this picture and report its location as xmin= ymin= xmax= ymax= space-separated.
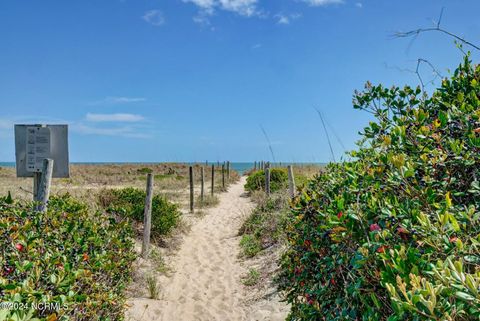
xmin=15 ymin=124 xmax=69 ymax=208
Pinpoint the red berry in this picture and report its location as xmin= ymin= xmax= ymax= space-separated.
xmin=397 ymin=227 xmax=408 ymax=234
xmin=15 ymin=244 xmax=24 ymax=251
xmin=4 ymin=266 xmax=14 ymax=275
xmin=331 ymin=279 xmax=336 ymax=285
xmin=376 ymin=245 xmax=386 ymax=253
xmin=337 ymin=211 xmax=343 ymax=219
xmin=369 ymin=224 xmax=381 ymax=232
xmin=397 ymin=227 xmax=410 ymax=240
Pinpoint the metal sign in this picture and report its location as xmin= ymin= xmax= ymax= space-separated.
xmin=15 ymin=124 xmax=70 ymax=178
xmin=26 ymin=126 xmax=51 ymax=172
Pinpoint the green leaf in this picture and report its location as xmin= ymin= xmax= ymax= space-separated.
xmin=455 ymin=291 xmax=475 ymax=301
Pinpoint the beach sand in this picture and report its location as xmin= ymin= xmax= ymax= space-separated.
xmin=126 ymin=177 xmax=288 ymax=321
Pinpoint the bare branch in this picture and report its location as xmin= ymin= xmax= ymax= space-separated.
xmin=436 ymin=7 xmax=444 ymax=29
xmin=393 ymin=8 xmax=480 ymax=51
xmin=384 ymin=58 xmax=443 ymax=91
xmin=415 ymin=58 xmax=443 ymax=91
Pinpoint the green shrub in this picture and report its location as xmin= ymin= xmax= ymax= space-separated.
xmin=137 ymin=167 xmax=153 ymax=174
xmin=294 ymin=174 xmax=309 ymax=188
xmin=245 ymin=168 xmax=288 ymax=192
xmin=239 ymin=193 xmax=290 ymax=257
xmin=278 ymin=56 xmax=480 ymax=320
xmin=240 ymin=235 xmax=262 ymax=257
xmin=100 ymin=187 xmax=181 ymax=236
xmin=0 ymin=194 xmax=135 ymax=321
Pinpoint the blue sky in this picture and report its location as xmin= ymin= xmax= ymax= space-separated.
xmin=1 ymin=0 xmax=479 ymax=163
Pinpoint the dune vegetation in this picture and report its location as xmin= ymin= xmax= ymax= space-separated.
xmin=277 ymin=56 xmax=480 ymax=320
xmin=0 ymin=163 xmax=237 ymax=321
xmin=0 ymin=194 xmax=136 ymax=321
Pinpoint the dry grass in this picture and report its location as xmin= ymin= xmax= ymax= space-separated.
xmin=146 ymin=274 xmax=160 ymax=299
xmin=0 ymin=163 xmax=238 ymax=212
xmin=291 ymin=164 xmax=324 ymax=178
xmin=195 ymin=194 xmax=220 ymax=209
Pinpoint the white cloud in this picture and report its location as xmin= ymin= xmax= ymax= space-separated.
xmin=355 ymin=2 xmax=363 ymax=8
xmin=193 ymin=10 xmax=213 ymax=26
xmin=142 ymin=10 xmax=166 ymax=26
xmin=73 ymin=124 xmax=151 ymax=139
xmin=276 ymin=14 xmax=290 ymax=25
xmin=89 ymin=96 xmax=146 ymax=105
xmin=275 ymin=12 xmax=301 ymax=25
xmin=86 ymin=113 xmax=145 ymax=122
xmin=219 ymin=0 xmax=258 ymax=16
xmin=251 ymin=43 xmax=262 ymax=49
xmin=184 ymin=0 xmax=216 ymax=12
xmin=301 ymin=0 xmax=344 ymax=6
xmin=0 ymin=116 xmax=150 ymax=140
xmin=183 ymin=0 xmax=259 ymax=18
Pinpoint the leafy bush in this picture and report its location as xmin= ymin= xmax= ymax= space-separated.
xmin=245 ymin=168 xmax=288 ymax=192
xmin=278 ymin=56 xmax=480 ymax=320
xmin=0 ymin=194 xmax=135 ymax=321
xmin=100 ymin=187 xmax=181 ymax=236
xmin=294 ymin=174 xmax=310 ymax=189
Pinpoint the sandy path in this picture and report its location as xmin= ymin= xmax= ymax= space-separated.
xmin=128 ymin=177 xmax=284 ymax=321
xmin=159 ymin=177 xmax=252 ymax=321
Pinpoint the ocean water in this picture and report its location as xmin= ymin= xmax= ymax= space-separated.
xmin=0 ymin=162 xmax=15 ymax=168
xmin=0 ymin=162 xmax=323 ymax=175
xmin=0 ymin=162 xmax=256 ymax=175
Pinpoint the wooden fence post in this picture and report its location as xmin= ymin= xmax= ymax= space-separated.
xmin=265 ymin=163 xmax=270 ymax=196
xmin=222 ymin=164 xmax=225 ymax=190
xmin=33 ymin=172 xmax=41 ymax=201
xmin=189 ymin=166 xmax=194 ymax=213
xmin=211 ymin=164 xmax=215 ymax=196
xmin=254 ymin=161 xmax=257 ymax=171
xmin=200 ymin=166 xmax=205 ymax=203
xmin=141 ymin=173 xmax=154 ymax=259
xmin=226 ymin=161 xmax=230 ymax=182
xmin=36 ymin=158 xmax=54 ymax=212
xmin=287 ymin=165 xmax=296 ymax=198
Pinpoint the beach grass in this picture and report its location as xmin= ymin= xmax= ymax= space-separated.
xmin=0 ymin=163 xmax=239 ymax=211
